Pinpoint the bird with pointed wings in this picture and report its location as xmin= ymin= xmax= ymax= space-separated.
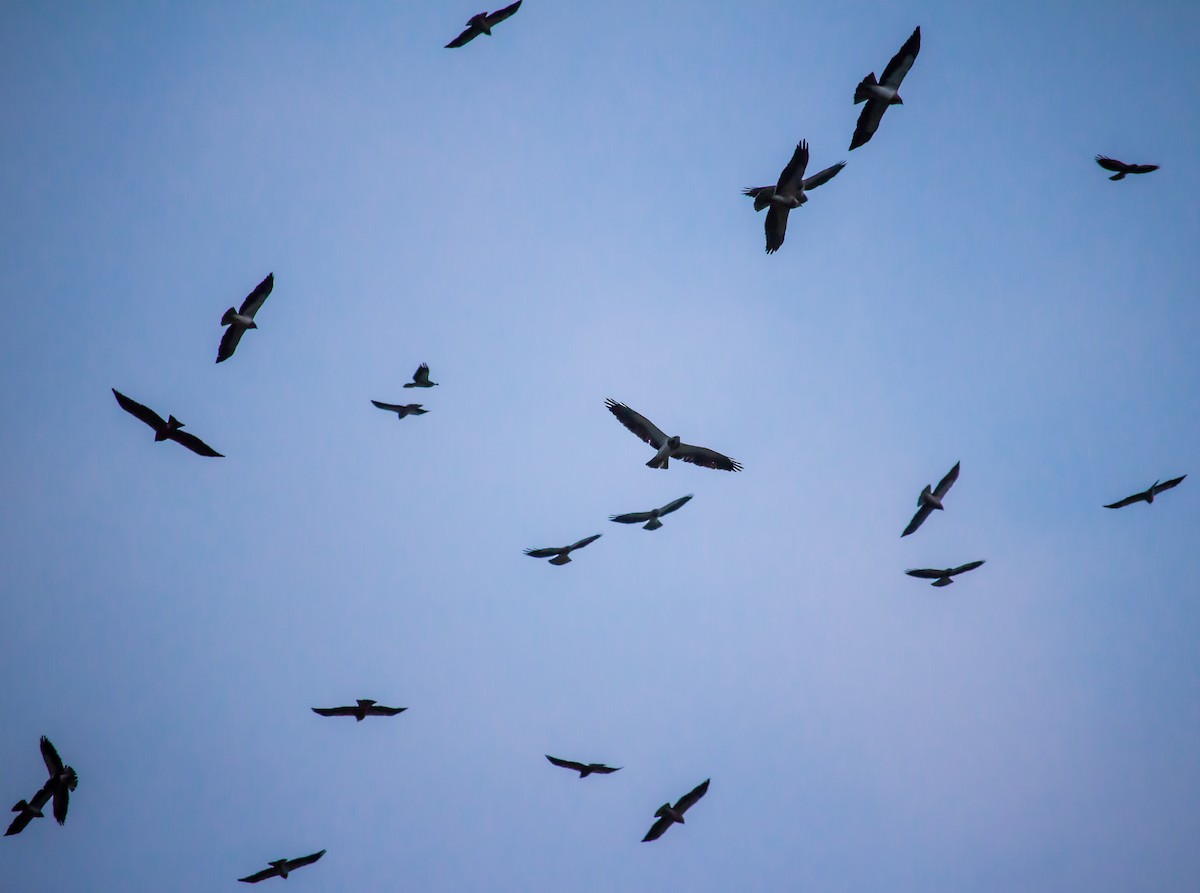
xmin=901 ymin=461 xmax=959 ymax=537
xmin=605 ymin=400 xmax=742 ymax=472
xmin=311 ymin=699 xmax=407 ymax=721
xmin=239 ymin=850 xmax=325 ymax=883
xmin=610 ymin=494 xmax=693 ymax=530
xmin=112 ymin=389 xmax=224 ymax=457
xmin=6 ymin=737 xmax=78 ymax=836
xmin=642 ymin=778 xmax=709 ymax=842
xmin=906 ymin=560 xmax=985 ymax=587
xmin=404 ymin=363 xmax=437 ymax=388
xmin=445 ymin=1 xmax=522 ymax=48
xmin=1095 ymin=156 xmax=1159 ymax=181
xmin=545 ymin=755 xmax=621 ymax=778
xmin=216 ymin=273 xmax=274 ymax=363
xmin=744 ymin=140 xmax=845 ymax=253
xmin=524 ymin=534 xmax=601 ymax=566
xmin=371 ymin=400 xmax=428 ymax=419
xmin=850 ymin=26 xmax=921 ymax=150
xmin=1104 ymin=475 xmax=1185 ymax=509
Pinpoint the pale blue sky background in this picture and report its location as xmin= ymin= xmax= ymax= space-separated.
xmin=2 ymin=1 xmax=1199 ymax=890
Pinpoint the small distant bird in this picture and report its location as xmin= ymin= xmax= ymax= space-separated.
xmin=851 ymin=26 xmax=921 ymax=150
xmin=524 ymin=534 xmax=602 ymax=566
xmin=311 ymin=699 xmax=407 ymax=721
xmin=1095 ymin=156 xmax=1159 ymax=181
xmin=901 ymin=461 xmax=960 ymax=537
xmin=112 ymin=389 xmax=224 ymax=457
xmin=6 ymin=737 xmax=78 ymax=836
xmin=404 ymin=363 xmax=437 ymax=388
xmin=1104 ymin=475 xmax=1185 ymax=509
xmin=239 ymin=850 xmax=326 ymax=884
xmin=642 ymin=778 xmax=710 ymax=842
xmin=605 ymin=400 xmax=742 ymax=472
xmin=371 ymin=400 xmax=428 ymax=419
xmin=744 ymin=141 xmax=845 ymax=254
xmin=545 ymin=755 xmax=622 ymax=778
xmin=216 ymin=273 xmax=274 ymax=363
xmin=445 ymin=1 xmax=522 ymax=48
xmin=906 ymin=560 xmax=985 ymax=587
xmin=610 ymin=494 xmax=693 ymax=530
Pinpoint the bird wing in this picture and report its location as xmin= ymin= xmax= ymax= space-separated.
xmin=366 ymin=705 xmax=406 ymax=716
xmin=285 ymin=850 xmax=326 ymax=871
xmin=605 ymin=399 xmax=668 ymax=449
xmin=774 ymin=141 xmax=809 ymax=198
xmin=590 ymin=764 xmax=621 ymax=774
xmin=569 ymin=534 xmax=602 ymax=551
xmin=905 ymin=567 xmax=947 ymax=579
xmin=674 ymin=443 xmax=742 ymax=472
xmin=238 ymin=865 xmax=280 ymax=883
xmin=642 ymin=814 xmax=673 ymax=842
xmin=674 ymin=778 xmax=710 ymax=814
xmin=51 ymin=785 xmax=70 ymax=825
xmin=546 ymin=755 xmax=587 ymax=772
xmin=237 ymin=273 xmax=274 ymax=318
xmin=524 ymin=547 xmax=561 ymax=558
xmin=311 ymin=706 xmax=357 ymax=717
xmin=764 ymin=204 xmax=789 ymax=254
xmin=849 ymin=99 xmax=888 ymax=150
xmin=371 ymin=400 xmax=406 ymax=412
xmin=169 ymin=428 xmax=224 ymax=458
xmin=879 ymin=26 xmax=921 ymax=88
xmin=933 ymin=462 xmax=960 ymax=498
xmin=445 ymin=24 xmax=480 ymax=47
xmin=112 ymin=389 xmax=166 ymax=431
xmin=413 ymin=363 xmax=430 ymax=384
xmin=949 ymin=560 xmax=985 ymax=576
xmin=1128 ymin=164 xmax=1159 ymax=174
xmin=1152 ymin=475 xmax=1186 ymax=495
xmin=742 ymin=186 xmax=774 ymax=212
xmin=1095 ymin=155 xmax=1129 ymax=173
xmin=610 ymin=511 xmax=654 ymax=524
xmin=658 ymin=494 xmax=694 ymax=515
xmin=1104 ymin=492 xmax=1144 ymax=509
xmin=4 ymin=810 xmax=33 ymax=837
xmin=216 ymin=323 xmax=246 ymax=363
xmin=802 ymin=160 xmax=846 ymax=191
xmin=485 ymin=0 xmax=522 ymax=26
xmin=40 ymin=737 xmax=64 ymax=778
xmin=901 ymin=503 xmax=933 ymax=537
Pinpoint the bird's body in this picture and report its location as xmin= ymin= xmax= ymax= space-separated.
xmin=610 ymin=494 xmax=693 ymax=530
xmin=371 ymin=400 xmax=428 ymax=419
xmin=545 ymin=755 xmax=621 ymax=777
xmin=901 ymin=462 xmax=960 ymax=537
xmin=906 ymin=560 xmax=985 ymax=587
xmin=744 ymin=141 xmax=845 ymax=253
xmin=445 ymin=1 xmax=522 ymax=48
xmin=1095 ymin=156 xmax=1160 ymax=181
xmin=850 ymin=26 xmax=920 ymax=150
xmin=217 ymin=273 xmax=274 ymax=363
xmin=605 ymin=399 xmax=741 ymax=472
xmin=642 ymin=779 xmax=709 ymax=842
xmin=1105 ymin=475 xmax=1185 ymax=509
xmin=524 ymin=534 xmax=602 ymax=566
xmin=404 ymin=363 xmax=437 ymax=388
xmin=311 ymin=699 xmax=407 ymax=721
xmin=112 ymin=389 xmax=224 ymax=457
xmin=239 ymin=850 xmax=326 ymax=883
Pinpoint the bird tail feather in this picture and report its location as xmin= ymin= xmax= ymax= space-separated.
xmin=854 ymin=72 xmax=877 ymax=103
xmin=643 ymin=518 xmax=663 ymax=531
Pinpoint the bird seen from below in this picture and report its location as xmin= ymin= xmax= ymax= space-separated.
xmin=1104 ymin=475 xmax=1186 ymax=508
xmin=311 ymin=699 xmax=407 ymax=721
xmin=605 ymin=400 xmax=742 ymax=472
xmin=112 ymin=389 xmax=224 ymax=457
xmin=238 ymin=850 xmax=326 ymax=883
xmin=642 ymin=778 xmax=710 ymax=842
xmin=906 ymin=560 xmax=985 ymax=587
xmin=445 ymin=1 xmax=522 ymax=48
xmin=745 ymin=140 xmax=845 ymax=253
xmin=610 ymin=494 xmax=693 ymax=530
xmin=524 ymin=534 xmax=602 ymax=566
xmin=5 ymin=737 xmax=78 ymax=836
xmin=371 ymin=400 xmax=428 ymax=419
xmin=901 ymin=461 xmax=960 ymax=537
xmin=850 ymin=26 xmax=921 ymax=150
xmin=216 ymin=273 xmax=274 ymax=363
xmin=1095 ymin=155 xmax=1160 ymax=180
xmin=404 ymin=363 xmax=437 ymax=388
xmin=545 ymin=755 xmax=622 ymax=778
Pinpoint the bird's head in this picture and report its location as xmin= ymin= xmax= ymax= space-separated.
xmin=891 ymin=93 xmax=904 ymax=105
xmin=248 ymin=321 xmax=259 ymax=330
xmin=357 ymin=699 xmax=376 ymax=708
xmin=667 ymin=435 xmax=681 ymax=449
xmin=167 ymin=416 xmax=184 ymax=431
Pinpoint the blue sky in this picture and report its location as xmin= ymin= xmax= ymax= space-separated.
xmin=2 ymin=1 xmax=1198 ymax=890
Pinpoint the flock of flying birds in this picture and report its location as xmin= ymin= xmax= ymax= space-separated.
xmin=6 ymin=4 xmax=1184 ymax=885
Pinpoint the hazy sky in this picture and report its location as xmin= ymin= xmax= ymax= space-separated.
xmin=2 ymin=1 xmax=1199 ymax=890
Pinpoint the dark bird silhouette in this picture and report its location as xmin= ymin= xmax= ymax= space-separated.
xmin=545 ymin=755 xmax=621 ymax=777
xmin=404 ymin=363 xmax=437 ymax=388
xmin=906 ymin=560 xmax=985 ymax=587
xmin=901 ymin=461 xmax=959 ymax=537
xmin=371 ymin=400 xmax=428 ymax=419
xmin=1105 ymin=475 xmax=1185 ymax=509
xmin=744 ymin=141 xmax=845 ymax=253
xmin=112 ymin=389 xmax=223 ymax=457
xmin=610 ymin=494 xmax=693 ymax=530
xmin=1095 ymin=156 xmax=1159 ymax=181
xmin=445 ymin=1 xmax=522 ymax=48
xmin=642 ymin=778 xmax=709 ymax=842
xmin=216 ymin=273 xmax=274 ymax=363
xmin=311 ymin=699 xmax=406 ymax=721
xmin=605 ymin=400 xmax=742 ymax=472
xmin=239 ymin=850 xmax=325 ymax=883
xmin=6 ymin=737 xmax=78 ymax=836
xmin=524 ymin=534 xmax=602 ymax=566
xmin=851 ymin=26 xmax=921 ymax=150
